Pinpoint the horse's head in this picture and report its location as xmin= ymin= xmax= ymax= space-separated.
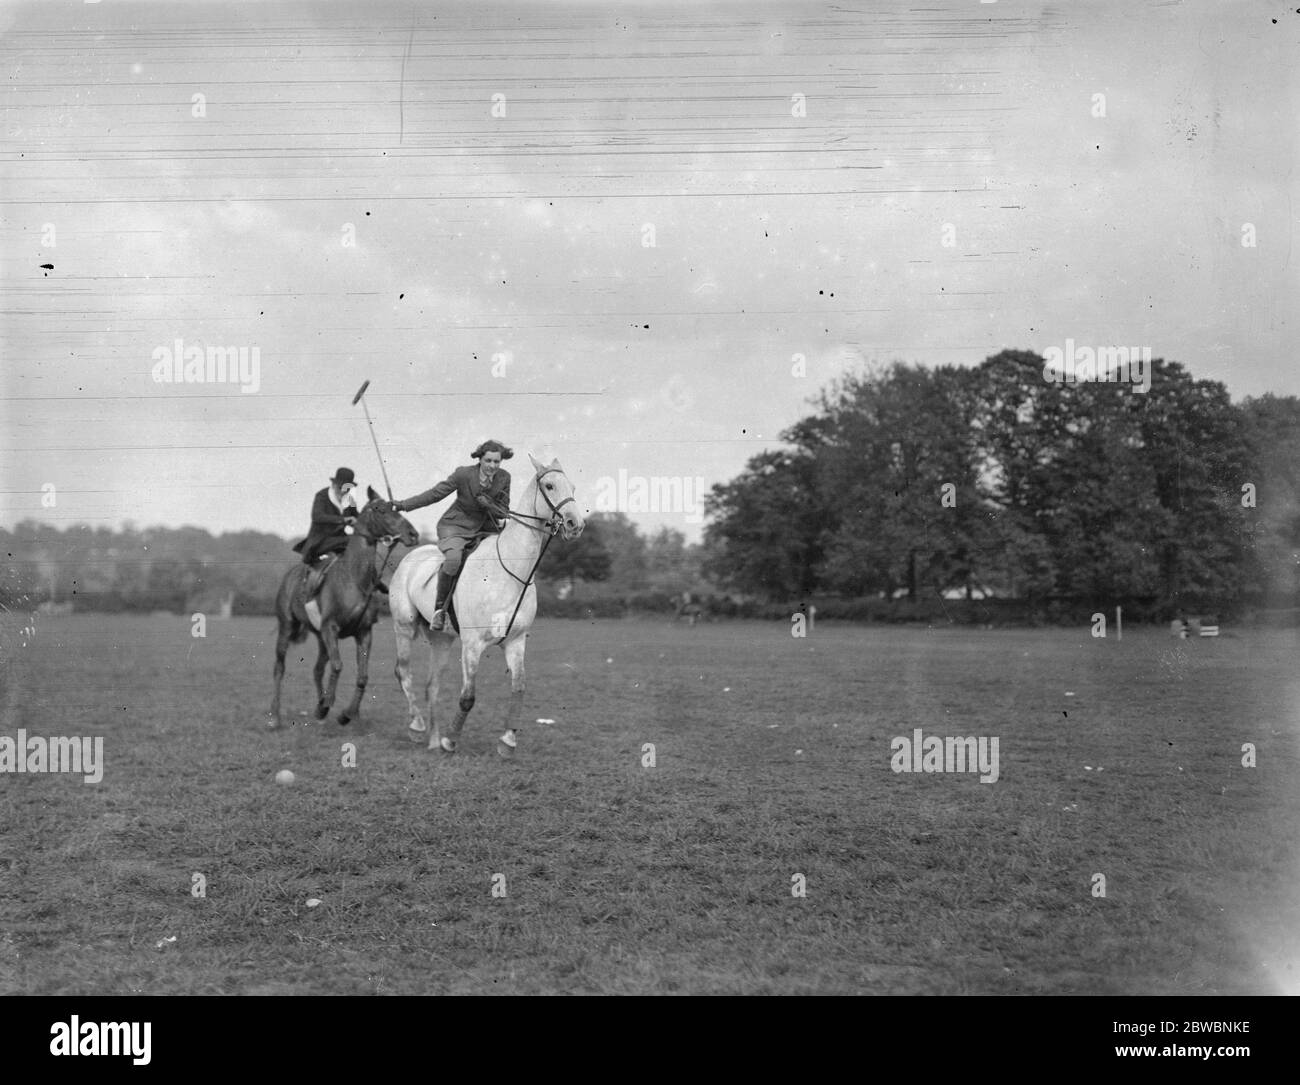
xmin=528 ymin=453 xmax=585 ymax=541
xmin=356 ymin=485 xmax=420 ymax=548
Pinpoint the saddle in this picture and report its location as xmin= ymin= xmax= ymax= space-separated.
xmin=301 ymin=553 xmax=380 ymax=631
xmin=301 ymin=555 xmax=337 ymax=631
xmin=419 ymin=532 xmax=492 ymax=635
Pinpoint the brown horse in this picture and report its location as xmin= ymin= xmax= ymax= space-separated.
xmin=269 ymin=487 xmax=418 ymax=729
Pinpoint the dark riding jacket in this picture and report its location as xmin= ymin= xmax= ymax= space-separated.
xmin=396 ymin=466 xmax=511 ymax=542
xmin=293 ymin=486 xmax=358 ymax=563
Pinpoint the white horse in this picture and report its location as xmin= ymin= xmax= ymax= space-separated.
xmin=389 ymin=454 xmax=585 ymax=755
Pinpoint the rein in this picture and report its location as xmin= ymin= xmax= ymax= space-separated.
xmin=370 ymin=535 xmax=399 ymax=596
xmin=351 ymin=511 xmax=403 ymax=607
xmin=492 ymin=468 xmax=572 ymax=644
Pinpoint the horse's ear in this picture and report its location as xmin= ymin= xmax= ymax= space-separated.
xmin=528 ymin=452 xmax=545 ymax=473
xmin=549 ymin=457 xmax=562 ymax=470
xmin=367 ymin=484 xmax=380 ymax=503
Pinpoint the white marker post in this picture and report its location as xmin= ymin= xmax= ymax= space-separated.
xmin=1115 ymin=605 xmax=1122 ymax=642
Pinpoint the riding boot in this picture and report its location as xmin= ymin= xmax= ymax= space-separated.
xmin=430 ymin=574 xmax=452 ymax=631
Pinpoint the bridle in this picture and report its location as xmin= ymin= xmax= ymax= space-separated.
xmin=502 ymin=467 xmax=575 ymax=538
xmin=497 ymin=468 xmax=575 ymax=585
xmin=354 ymin=503 xmax=407 ymax=593
xmin=492 ymin=468 xmax=577 ymax=642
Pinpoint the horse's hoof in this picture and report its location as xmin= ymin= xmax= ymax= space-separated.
xmin=434 ymin=737 xmax=456 ymax=755
xmin=496 ymin=740 xmax=516 ymax=759
xmin=315 ymin=704 xmax=330 ymax=721
xmin=407 ymin=726 xmax=426 ymax=743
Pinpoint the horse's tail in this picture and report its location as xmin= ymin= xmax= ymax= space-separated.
xmin=272 ymin=615 xmax=309 ymax=644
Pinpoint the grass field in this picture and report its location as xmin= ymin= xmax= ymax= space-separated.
xmin=1 ymin=611 xmax=1297 ymax=995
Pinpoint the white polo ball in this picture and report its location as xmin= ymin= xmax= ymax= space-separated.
xmin=275 ymin=769 xmax=295 ymax=786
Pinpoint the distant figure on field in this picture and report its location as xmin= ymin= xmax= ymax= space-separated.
xmin=674 ymin=591 xmax=704 ymax=626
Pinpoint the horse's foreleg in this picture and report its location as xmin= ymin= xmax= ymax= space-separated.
xmin=312 ymin=637 xmax=328 ymax=709
xmin=317 ymin=623 xmax=343 ymax=719
xmin=439 ymin=637 xmax=485 ymax=754
xmin=338 ymin=625 xmax=370 ymax=725
xmin=497 ymin=633 xmax=527 ymax=758
xmin=394 ymin=616 xmax=426 ymax=740
xmin=268 ymin=627 xmax=291 ymax=729
xmin=426 ymin=630 xmax=452 ymax=753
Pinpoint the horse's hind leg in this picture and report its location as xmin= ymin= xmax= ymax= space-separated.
xmin=268 ymin=625 xmax=291 ymax=730
xmin=395 ymin=613 xmax=426 ymax=741
xmin=497 ymin=633 xmax=527 ymax=758
xmin=438 ymin=637 xmax=485 ymax=755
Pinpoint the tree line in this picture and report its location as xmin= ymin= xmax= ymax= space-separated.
xmin=0 ymin=512 xmax=707 ymax=616
xmin=701 ymin=350 xmax=1300 ymax=618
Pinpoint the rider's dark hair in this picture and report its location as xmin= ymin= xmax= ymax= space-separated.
xmin=471 ymin=439 xmax=513 ymax=461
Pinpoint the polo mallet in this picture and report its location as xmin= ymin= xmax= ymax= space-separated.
xmin=352 ymin=380 xmax=394 ymax=500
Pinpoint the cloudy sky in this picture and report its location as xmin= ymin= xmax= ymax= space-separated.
xmin=1 ymin=0 xmax=1296 ymax=544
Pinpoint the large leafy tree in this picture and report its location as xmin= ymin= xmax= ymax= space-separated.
xmin=644 ymin=526 xmax=706 ymax=593
xmin=1124 ymin=360 xmax=1254 ymax=609
xmin=966 ymin=352 xmax=1171 ymax=602
xmin=1238 ymin=393 xmax=1300 ymax=604
xmin=811 ymin=363 xmax=991 ymax=599
xmin=701 ymin=447 xmax=824 ymax=601
xmin=537 ymin=516 xmax=612 ymax=591
xmin=584 ymin=512 xmax=644 ymax=590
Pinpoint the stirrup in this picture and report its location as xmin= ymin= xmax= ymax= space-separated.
xmin=430 ymin=609 xmax=448 ymax=631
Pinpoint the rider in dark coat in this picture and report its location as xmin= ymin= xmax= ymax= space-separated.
xmin=395 ymin=440 xmax=512 ymax=629
xmin=293 ymin=467 xmax=359 ymax=598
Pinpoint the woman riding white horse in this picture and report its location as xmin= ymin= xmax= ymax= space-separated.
xmin=393 ymin=439 xmax=514 ymax=630
xmin=390 ymin=453 xmax=584 ymax=756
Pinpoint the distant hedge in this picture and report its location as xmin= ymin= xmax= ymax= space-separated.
xmin=54 ymin=589 xmax=1293 ymax=627
xmin=534 ymin=594 xmax=1251 ymax=626
xmin=537 ymin=592 xmax=1297 ymax=626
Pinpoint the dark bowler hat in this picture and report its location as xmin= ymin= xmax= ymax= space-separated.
xmin=332 ymin=467 xmax=357 ymax=486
